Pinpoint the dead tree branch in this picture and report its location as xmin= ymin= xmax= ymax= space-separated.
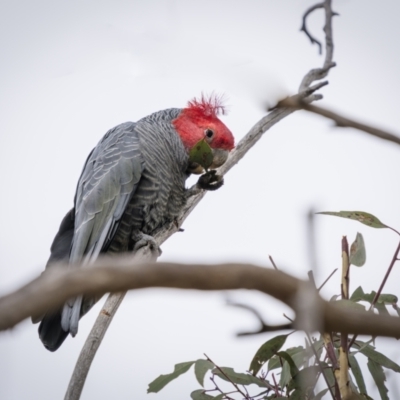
xmin=1 ymin=259 xmax=400 ymax=339
xmin=278 ymin=97 xmax=400 ymax=147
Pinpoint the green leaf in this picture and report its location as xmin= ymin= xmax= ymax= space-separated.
xmin=378 ymin=293 xmax=398 ymax=304
xmin=194 ymin=360 xmax=214 ymax=387
xmin=349 ymin=354 xmax=367 ymax=395
xmin=277 ymin=351 xmax=299 ymax=388
xmin=189 ymin=139 xmax=213 ymax=170
xmin=313 ymin=388 xmax=329 ymax=400
xmin=350 ymin=289 xmax=398 ymax=306
xmin=249 ymin=334 xmax=288 ymax=375
xmin=393 ymin=303 xmax=400 ymax=317
xmin=213 ymin=367 xmax=269 ymax=387
xmin=358 ymin=346 xmax=400 ymax=372
xmin=349 ymin=232 xmax=366 ymax=267
xmin=147 ymin=361 xmax=195 ymax=393
xmin=350 ymin=286 xmax=365 ymax=302
xmin=277 ymin=351 xmax=299 ymax=377
xmin=335 ymin=299 xmax=366 ymax=312
xmin=268 ymin=346 xmax=304 ymax=371
xmin=317 ymin=211 xmax=388 ymax=228
xmin=280 ymin=359 xmax=291 ymax=388
xmin=367 ymin=359 xmax=389 ymax=400
xmin=190 ymin=389 xmax=221 ymax=400
xmin=323 ymin=362 xmax=336 ymax=388
xmin=375 ymin=301 xmax=390 ymax=316
xmin=288 ymin=366 xmax=320 ymax=391
xmin=289 ymin=389 xmax=306 ymax=400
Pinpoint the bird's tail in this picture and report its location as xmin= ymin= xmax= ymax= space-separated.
xmin=38 ymin=311 xmax=69 ymax=352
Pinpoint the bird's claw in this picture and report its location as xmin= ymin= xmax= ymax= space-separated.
xmin=197 ymin=170 xmax=224 ymax=191
xmin=132 ymin=233 xmax=162 ymax=260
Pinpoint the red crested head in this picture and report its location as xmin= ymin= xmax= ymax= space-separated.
xmin=172 ymin=93 xmax=235 ymax=152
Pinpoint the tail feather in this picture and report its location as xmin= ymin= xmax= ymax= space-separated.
xmin=36 ymin=208 xmax=75 ymax=351
xmin=38 ymin=311 xmax=69 ymax=352
xmin=61 ymin=296 xmax=83 ymax=336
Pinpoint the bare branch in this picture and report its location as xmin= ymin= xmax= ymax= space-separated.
xmin=226 ymin=300 xmax=293 ymax=336
xmin=2 ymin=259 xmax=400 ymax=339
xmin=279 ymin=97 xmax=400 ymax=147
xmin=64 ymin=244 xmax=156 ymax=400
xmin=300 ymin=0 xmax=336 ymax=92
xmin=300 ymin=3 xmax=325 ymax=54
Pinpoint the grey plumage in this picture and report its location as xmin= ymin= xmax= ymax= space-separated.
xmin=37 ymin=108 xmax=190 ymax=351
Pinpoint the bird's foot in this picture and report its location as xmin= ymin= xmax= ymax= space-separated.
xmin=197 ymin=170 xmax=224 ymax=191
xmin=132 ymin=233 xmax=162 ymax=261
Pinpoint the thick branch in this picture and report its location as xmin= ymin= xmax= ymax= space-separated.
xmin=2 ymin=259 xmax=400 ymax=339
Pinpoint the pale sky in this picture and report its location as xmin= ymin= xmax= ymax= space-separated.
xmin=1 ymin=1 xmax=400 ymax=399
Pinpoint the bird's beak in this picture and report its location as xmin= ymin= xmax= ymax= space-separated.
xmin=187 ymin=148 xmax=230 ymax=174
xmin=210 ymin=148 xmax=230 ymax=169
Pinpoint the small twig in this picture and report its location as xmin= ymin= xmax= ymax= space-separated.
xmin=205 ymin=354 xmax=248 ymax=399
xmin=271 ymin=373 xmax=281 ymax=397
xmin=371 ymin=239 xmax=400 ymax=307
xmin=209 ymin=375 xmax=235 ymax=400
xmin=317 ymin=268 xmax=338 ymax=292
xmin=279 ymin=97 xmax=400 ymax=147
xmin=299 ymin=0 xmax=336 ymax=92
xmin=307 ymin=207 xmax=318 ymax=275
xmin=268 ymin=255 xmax=279 ymax=270
xmin=300 ymin=3 xmax=325 ymax=54
xmin=226 ymin=300 xmax=292 ymax=336
xmin=305 ymin=334 xmax=338 ymax=400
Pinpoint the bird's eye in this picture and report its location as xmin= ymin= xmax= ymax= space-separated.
xmin=205 ymin=129 xmax=214 ymax=139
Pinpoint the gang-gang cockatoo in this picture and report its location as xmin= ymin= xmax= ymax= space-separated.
xmin=33 ymin=94 xmax=235 ymax=351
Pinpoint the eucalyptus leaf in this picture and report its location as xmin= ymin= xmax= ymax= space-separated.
xmin=367 ymin=359 xmax=389 ymax=400
xmin=288 ymin=366 xmax=319 ymax=391
xmin=374 ymin=302 xmax=389 ymax=316
xmin=335 ymin=299 xmax=366 ymax=312
xmin=195 ymin=360 xmax=214 ymax=387
xmin=147 ymin=361 xmax=195 ymax=393
xmin=317 ymin=211 xmax=388 ymax=228
xmin=277 ymin=351 xmax=299 ymax=387
xmin=249 ymin=334 xmax=288 ymax=375
xmin=213 ymin=367 xmax=269 ymax=388
xmin=350 ymin=286 xmax=365 ymax=302
xmin=378 ymin=294 xmax=398 ymax=304
xmin=268 ymin=346 xmax=304 ymax=371
xmin=349 ymin=354 xmax=367 ymax=395
xmin=191 ymin=389 xmax=221 ymax=400
xmin=359 ymin=347 xmax=400 ymax=372
xmin=349 ymin=232 xmax=366 ymax=267
xmin=350 ymin=289 xmax=397 ymax=305
xmin=279 ymin=359 xmax=291 ymax=388
xmin=393 ymin=304 xmax=400 ymax=317
xmin=313 ymin=388 xmax=329 ymax=400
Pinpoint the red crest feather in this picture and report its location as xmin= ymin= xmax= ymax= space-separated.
xmin=186 ymin=93 xmax=227 ymax=117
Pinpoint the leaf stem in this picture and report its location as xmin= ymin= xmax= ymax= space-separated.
xmin=205 ymin=354 xmax=248 ymax=399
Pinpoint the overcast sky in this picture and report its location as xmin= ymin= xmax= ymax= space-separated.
xmin=1 ymin=0 xmax=400 ymax=399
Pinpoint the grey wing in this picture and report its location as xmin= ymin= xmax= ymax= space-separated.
xmin=62 ymin=122 xmax=143 ymax=335
xmin=71 ymin=122 xmax=143 ymax=263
